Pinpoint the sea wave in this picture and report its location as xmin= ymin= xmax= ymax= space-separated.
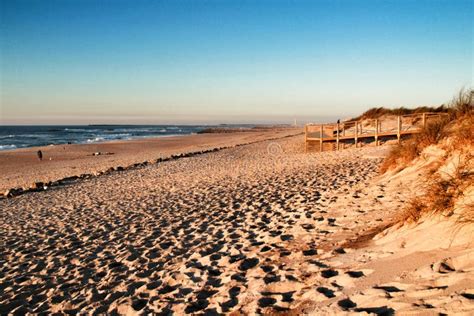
xmin=10 ymin=134 xmax=55 ymax=138
xmin=86 ymin=137 xmax=105 ymax=143
xmin=0 ymin=124 xmax=251 ymax=149
xmin=65 ymin=128 xmax=101 ymax=133
xmin=114 ymin=128 xmax=157 ymax=133
xmin=0 ymin=144 xmax=17 ymax=150
xmin=85 ymin=133 xmax=133 ymax=143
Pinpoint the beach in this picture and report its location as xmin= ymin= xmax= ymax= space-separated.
xmin=0 ymin=128 xmax=301 ymax=194
xmin=2 ymin=0 xmax=472 ymax=313
xmin=2 ymin=131 xmax=472 ymax=314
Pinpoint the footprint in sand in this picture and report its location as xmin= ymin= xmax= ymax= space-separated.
xmin=373 ymin=285 xmax=404 ymax=293
xmin=337 ymin=298 xmax=357 ymax=310
xmin=346 ymin=270 xmax=364 ymax=278
xmin=258 ymin=296 xmax=277 ymax=308
xmin=317 ymin=287 xmax=336 ymax=298
xmin=321 ymin=269 xmax=339 ymax=278
xmin=302 ymin=249 xmax=318 ymax=256
xmin=239 ymin=257 xmax=259 ymax=271
xmin=354 ymin=306 xmax=395 ymax=315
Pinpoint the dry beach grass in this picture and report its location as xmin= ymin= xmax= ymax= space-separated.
xmin=381 ymin=89 xmax=473 ymax=227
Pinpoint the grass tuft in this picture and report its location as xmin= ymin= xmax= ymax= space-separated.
xmin=381 ymin=88 xmax=473 ymax=225
xmin=353 ymin=105 xmax=447 ymax=121
xmin=398 ymin=152 xmax=473 ymax=225
xmin=381 ymin=88 xmax=473 ymax=173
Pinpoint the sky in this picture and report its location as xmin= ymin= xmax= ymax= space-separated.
xmin=0 ymin=0 xmax=472 ymax=125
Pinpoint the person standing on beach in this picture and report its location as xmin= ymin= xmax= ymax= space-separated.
xmin=333 ymin=119 xmax=341 ymax=136
xmin=37 ymin=150 xmax=43 ymax=161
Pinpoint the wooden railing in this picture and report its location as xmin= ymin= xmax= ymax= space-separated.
xmin=305 ymin=112 xmax=448 ymax=152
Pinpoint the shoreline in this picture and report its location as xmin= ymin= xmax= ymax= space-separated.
xmin=0 ymin=125 xmax=294 ymax=152
xmin=0 ymin=128 xmax=302 ymax=197
xmin=0 ymin=134 xmax=185 ymax=153
xmin=0 ymin=132 xmax=198 ymax=153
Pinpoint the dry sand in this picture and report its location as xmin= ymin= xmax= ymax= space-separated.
xmin=1 ymin=134 xmax=473 ymax=314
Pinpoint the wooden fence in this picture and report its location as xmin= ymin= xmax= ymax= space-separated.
xmin=305 ymin=112 xmax=448 ymax=152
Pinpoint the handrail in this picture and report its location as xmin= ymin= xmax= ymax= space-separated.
xmin=304 ymin=112 xmax=448 ymax=152
xmin=305 ymin=112 xmax=449 ymax=126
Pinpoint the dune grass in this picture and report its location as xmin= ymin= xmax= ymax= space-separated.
xmin=399 ymin=153 xmax=473 ymax=224
xmin=380 ymin=89 xmax=473 ymax=173
xmin=352 ymin=105 xmax=447 ymax=121
xmin=381 ymin=88 xmax=473 ymax=224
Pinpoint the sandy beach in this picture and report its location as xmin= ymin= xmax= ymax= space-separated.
xmin=2 ymin=132 xmax=472 ymax=314
xmin=2 ymin=0 xmax=472 ymax=314
xmin=0 ymin=128 xmax=301 ymax=195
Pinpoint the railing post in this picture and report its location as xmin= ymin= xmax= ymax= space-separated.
xmin=375 ymin=119 xmax=379 ymax=146
xmin=355 ymin=121 xmax=358 ymax=148
xmin=397 ymin=116 xmax=401 ymax=144
xmin=320 ymin=125 xmax=323 ymax=152
xmin=342 ymin=122 xmax=346 ymax=149
xmin=336 ymin=122 xmax=340 ymax=151
xmin=422 ymin=113 xmax=426 ymax=128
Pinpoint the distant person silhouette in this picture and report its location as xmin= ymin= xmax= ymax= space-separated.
xmin=37 ymin=150 xmax=43 ymax=161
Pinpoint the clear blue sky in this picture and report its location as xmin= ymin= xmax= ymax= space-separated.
xmin=1 ymin=0 xmax=472 ymax=124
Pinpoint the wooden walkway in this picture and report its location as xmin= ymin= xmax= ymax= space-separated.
xmin=305 ymin=112 xmax=448 ymax=152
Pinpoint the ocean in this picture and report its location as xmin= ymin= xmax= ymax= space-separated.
xmin=0 ymin=125 xmax=253 ymax=150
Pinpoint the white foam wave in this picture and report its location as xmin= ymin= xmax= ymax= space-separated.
xmin=86 ymin=137 xmax=105 ymax=143
xmin=0 ymin=144 xmax=17 ymax=150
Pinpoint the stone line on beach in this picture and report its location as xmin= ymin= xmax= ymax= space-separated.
xmin=1 ymin=135 xmax=394 ymax=314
